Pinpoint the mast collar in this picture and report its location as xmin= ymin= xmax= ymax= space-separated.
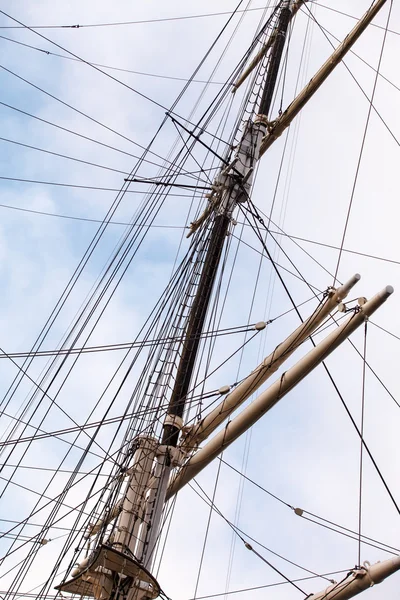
xmin=254 ymin=113 xmax=269 ymax=126
xmin=164 ymin=414 xmax=184 ymax=430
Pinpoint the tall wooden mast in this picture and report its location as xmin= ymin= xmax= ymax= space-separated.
xmin=56 ymin=2 xmax=397 ymax=600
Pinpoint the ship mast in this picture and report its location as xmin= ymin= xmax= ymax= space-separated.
xmin=56 ymin=2 xmax=398 ymax=600
xmin=162 ymin=0 xmax=292 ymax=452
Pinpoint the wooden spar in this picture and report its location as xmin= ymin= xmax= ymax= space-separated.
xmin=232 ymin=0 xmax=306 ymax=93
xmin=167 ymin=286 xmax=393 ymax=499
xmin=308 ymin=557 xmax=400 ymax=600
xmin=259 ymin=0 xmax=388 ymax=156
xmin=182 ymin=274 xmax=360 ymax=450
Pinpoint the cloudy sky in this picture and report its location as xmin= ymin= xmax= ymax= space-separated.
xmin=0 ymin=1 xmax=399 ymax=599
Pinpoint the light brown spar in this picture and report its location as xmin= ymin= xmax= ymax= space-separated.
xmin=167 ymin=286 xmax=393 ymax=499
xmin=181 ymin=274 xmax=360 ymax=451
xmin=231 ymin=0 xmax=307 ymax=93
xmin=258 ymin=0 xmax=388 ymax=156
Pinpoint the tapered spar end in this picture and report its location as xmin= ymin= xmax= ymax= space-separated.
xmin=377 ymin=285 xmax=394 ymax=302
xmin=362 ymin=284 xmax=394 ymax=318
xmin=386 ymin=284 xmax=394 ymax=295
xmin=335 ymin=273 xmax=361 ymax=301
xmin=309 ymin=555 xmax=400 ymax=600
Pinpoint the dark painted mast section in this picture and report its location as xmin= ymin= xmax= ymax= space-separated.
xmin=258 ymin=2 xmax=292 ymax=118
xmin=162 ymin=213 xmax=230 ymax=447
xmin=162 ymin=0 xmax=293 ymax=449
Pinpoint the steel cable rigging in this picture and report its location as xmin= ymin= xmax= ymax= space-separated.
xmin=1 ymin=2 xmax=282 ymax=588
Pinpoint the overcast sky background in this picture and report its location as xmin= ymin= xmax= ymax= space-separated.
xmin=0 ymin=1 xmax=399 ymax=599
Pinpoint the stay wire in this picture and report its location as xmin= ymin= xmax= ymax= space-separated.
xmin=0 ymin=0 xmax=255 ymax=450
xmin=236 ymin=202 xmax=322 ymax=293
xmin=358 ymin=322 xmax=368 ymax=565
xmin=237 ymin=205 xmax=400 ymax=521
xmin=244 ymin=198 xmax=333 ymax=290
xmin=185 ymin=569 xmax=352 ymax=600
xmin=0 ymin=10 xmax=173 ymax=113
xmin=1 ymin=104 xmax=206 ymax=496
xmin=370 ymin=321 xmax=400 ymax=346
xmin=300 ymin=14 xmax=400 ymax=96
xmin=313 ymin=2 xmax=400 ymax=38
xmin=0 ymin=0 xmax=251 ymax=144
xmin=231 ymin=233 xmax=322 ymax=290
xmin=300 ymin=2 xmax=394 ymax=284
xmin=251 ymin=208 xmax=342 ymax=282
xmin=193 ymin=454 xmax=224 ymax=599
xmin=244 ymin=544 xmax=307 ymax=595
xmin=219 ymin=457 xmax=292 ymax=509
xmin=0 ymin=34 xmax=225 ymax=84
xmin=300 ymin=514 xmax=399 ymax=556
xmin=0 ymin=63 xmax=188 ymax=172
xmin=260 ymin=227 xmax=400 ymax=268
xmin=0 ymin=323 xmax=256 ymax=360
xmin=220 ymin=456 xmax=400 ymax=555
xmin=190 ymin=480 xmax=309 ymax=595
xmin=0 ymin=346 xmax=117 ymax=464
xmin=301 ymin=4 xmax=400 ymax=155
xmin=0 ymin=176 xmax=204 ymax=196
xmin=0 ymin=100 xmax=210 ymax=178
xmin=0 ymin=135 xmax=134 ymax=177
xmin=0 ymin=6 xmax=276 ymax=30
xmin=321 ymin=360 xmax=400 ymax=516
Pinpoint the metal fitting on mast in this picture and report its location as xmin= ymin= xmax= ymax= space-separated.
xmin=187 ymin=117 xmax=267 ymax=238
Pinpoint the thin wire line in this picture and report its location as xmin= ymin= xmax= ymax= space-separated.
xmin=193 ymin=457 xmax=223 ymax=598
xmin=0 ymin=175 xmax=202 ymax=196
xmin=244 ymin=544 xmax=307 ymax=595
xmin=314 ymin=2 xmax=400 ymax=38
xmin=221 ymin=457 xmax=400 ymax=555
xmin=301 ymin=5 xmax=400 ymax=155
xmin=190 ymin=480 xmax=311 ymax=595
xmin=0 ymin=34 xmax=225 ymax=84
xmin=0 ymin=10 xmax=171 ymax=113
xmin=0 ymin=100 xmax=211 ymax=176
xmin=302 ymin=14 xmax=400 ymax=96
xmin=0 ymin=136 xmax=133 ymax=176
xmin=358 ymin=322 xmax=367 ymax=566
xmin=264 ymin=228 xmax=400 ymax=267
xmin=0 ymin=323 xmax=255 ymax=360
xmin=0 ymin=5 xmax=245 ymax=125
xmin=370 ymin=321 xmax=400 ymax=344
xmin=301 ymin=2 xmax=394 ymax=284
xmin=0 ymin=6 xmax=275 ymax=29
xmin=219 ymin=457 xmax=293 ymax=509
xmin=184 ymin=569 xmax=351 ymax=599
xmin=1 ymin=196 xmax=399 ymax=268
xmin=0 ymin=345 xmax=117 ymax=464
xmin=299 ymin=513 xmax=399 ymax=555
xmin=239 ymin=192 xmax=400 ymax=521
xmin=0 ymin=3 xmax=398 ymax=37
xmin=321 ymin=361 xmax=400 ymax=516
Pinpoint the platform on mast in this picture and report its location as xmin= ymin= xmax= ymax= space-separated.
xmin=55 ymin=544 xmax=160 ymax=600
